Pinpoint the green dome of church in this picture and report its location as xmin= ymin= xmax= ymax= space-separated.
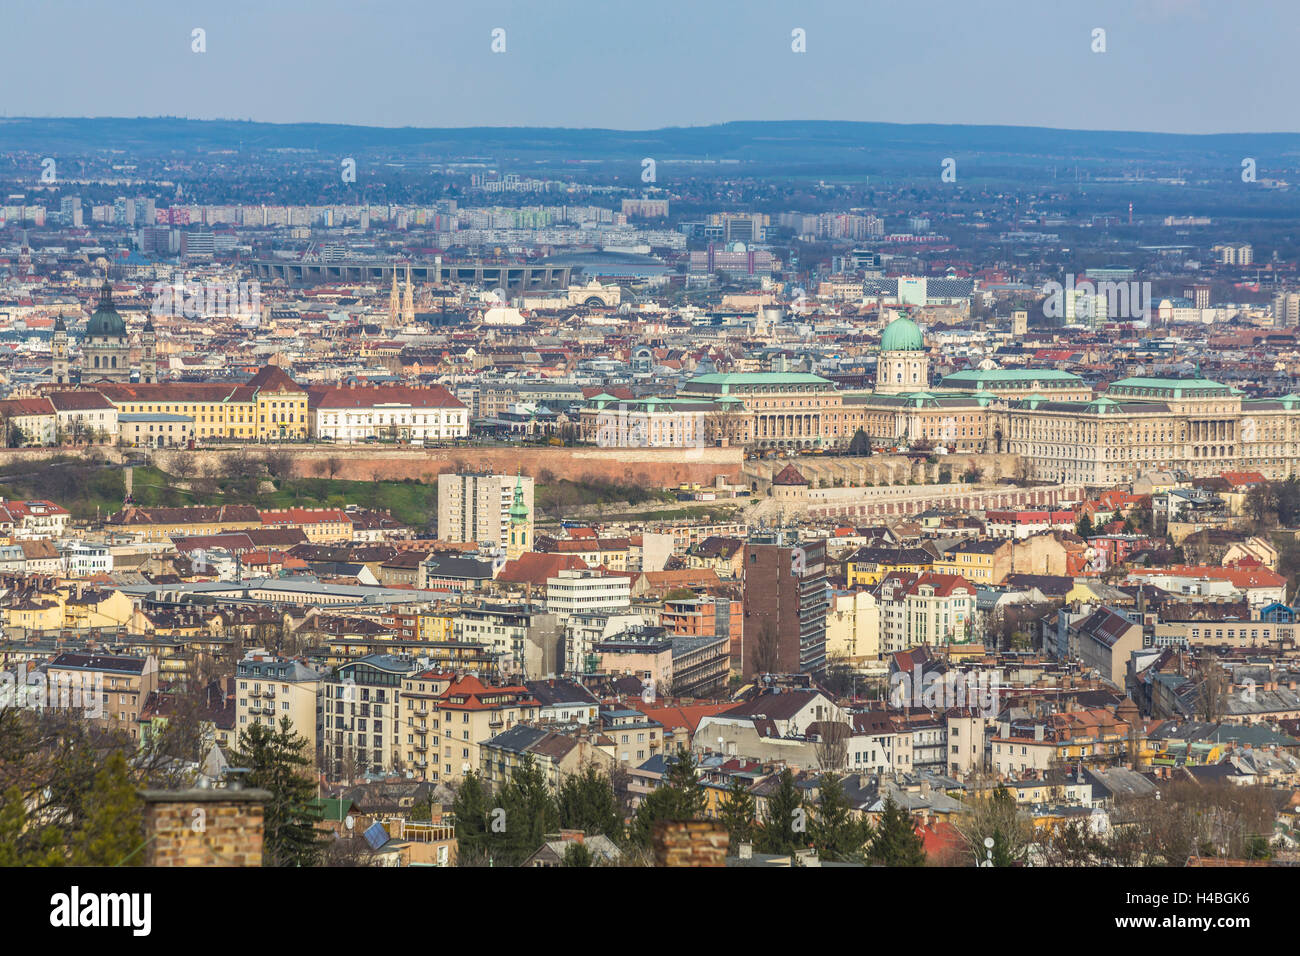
xmin=86 ymin=282 xmax=126 ymax=337
xmin=881 ymin=316 xmax=925 ymax=352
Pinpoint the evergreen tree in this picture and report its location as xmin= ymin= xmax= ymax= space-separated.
xmin=1075 ymin=513 xmax=1094 ymax=539
xmin=235 ymin=717 xmax=325 ymax=867
xmin=560 ymin=841 xmax=594 ymax=867
xmin=71 ymin=750 xmax=143 ymax=866
xmin=809 ymin=772 xmax=869 ymax=862
xmin=452 ymin=770 xmax=492 ymax=861
xmin=628 ymin=747 xmax=708 ymax=846
xmin=663 ymin=747 xmax=708 ymax=818
xmin=556 ymin=764 xmax=622 ymax=839
xmin=717 ymin=776 xmax=756 ymax=847
xmin=756 ymin=767 xmax=806 ymax=856
xmin=868 ymin=795 xmax=927 ymax=866
xmin=0 ymin=786 xmax=66 ymax=866
xmin=848 ymin=428 xmax=872 ymax=456
xmin=493 ymin=753 xmax=559 ymax=866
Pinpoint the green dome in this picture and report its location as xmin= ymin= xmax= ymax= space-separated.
xmin=86 ymin=282 xmax=126 ymax=338
xmin=881 ymin=316 xmax=924 ymax=352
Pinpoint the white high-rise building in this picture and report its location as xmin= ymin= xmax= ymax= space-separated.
xmin=546 ymin=569 xmax=630 ymax=621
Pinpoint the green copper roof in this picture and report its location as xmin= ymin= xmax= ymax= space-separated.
xmin=683 ymin=371 xmax=833 ymax=396
xmin=881 ymin=316 xmax=925 ymax=352
xmin=86 ymin=282 xmax=126 ymax=338
xmin=941 ymin=368 xmax=1084 ymax=386
xmin=1107 ymin=377 xmax=1236 ymax=398
xmin=687 ymin=372 xmax=831 ymax=385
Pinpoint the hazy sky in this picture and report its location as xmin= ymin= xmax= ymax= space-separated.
xmin=2 ymin=0 xmax=1292 ymax=133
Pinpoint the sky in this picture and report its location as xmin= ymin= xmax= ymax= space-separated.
xmin=1 ymin=0 xmax=1293 ymax=134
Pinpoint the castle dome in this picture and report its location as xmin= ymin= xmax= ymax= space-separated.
xmin=881 ymin=316 xmax=925 ymax=352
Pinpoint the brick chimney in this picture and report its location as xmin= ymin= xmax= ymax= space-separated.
xmin=652 ymin=819 xmax=729 ymax=867
xmin=139 ymin=787 xmax=271 ymax=867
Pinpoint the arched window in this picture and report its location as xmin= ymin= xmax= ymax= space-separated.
xmin=93 ymin=356 xmax=100 ymax=368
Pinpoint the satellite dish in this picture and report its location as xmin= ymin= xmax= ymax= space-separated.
xmin=345 ymin=815 xmax=354 ymax=830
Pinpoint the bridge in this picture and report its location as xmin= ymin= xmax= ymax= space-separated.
xmin=249 ymin=258 xmax=573 ymax=289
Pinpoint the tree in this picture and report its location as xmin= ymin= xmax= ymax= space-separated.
xmin=868 ymin=795 xmax=926 ymax=866
xmin=848 ymin=428 xmax=872 ymax=457
xmin=809 ymin=773 xmax=870 ymax=862
xmin=560 ymin=841 xmax=594 ymax=867
xmin=1246 ymin=482 xmax=1277 ymax=531
xmin=1276 ymin=476 xmax=1300 ymax=526
xmin=0 ymin=709 xmax=145 ymax=866
xmin=556 ymin=764 xmax=622 ymax=839
xmin=629 ymin=747 xmax=707 ymax=847
xmin=234 ymin=717 xmax=325 ymax=867
xmin=755 ymin=767 xmax=806 ymax=856
xmin=451 ymin=771 xmax=492 ymax=863
xmin=262 ymin=448 xmax=295 ymax=480
xmin=1042 ymin=818 xmax=1108 ymax=867
xmin=717 ymin=776 xmax=757 ymax=847
xmin=1198 ymin=654 xmax=1231 ymax=722
xmin=955 ymin=785 xmax=1032 ymax=867
xmin=1075 ymin=512 xmax=1094 ymax=539
xmin=814 ymin=708 xmax=850 ymax=773
xmin=0 ymin=785 xmax=66 ymax=866
xmin=493 ymin=754 xmax=560 ymax=866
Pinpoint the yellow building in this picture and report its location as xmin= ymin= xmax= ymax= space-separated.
xmin=259 ymin=508 xmax=352 ymax=543
xmin=95 ymin=364 xmax=308 ymax=442
xmin=7 ymin=595 xmax=64 ymax=631
xmin=845 ymin=546 xmax=934 ymax=587
xmin=6 ymin=587 xmax=133 ymax=631
xmin=931 ymin=539 xmax=1010 ymax=585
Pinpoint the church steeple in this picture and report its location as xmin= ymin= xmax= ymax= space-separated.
xmin=507 ymin=472 xmax=530 ymax=559
xmin=402 ymin=263 xmax=415 ymax=325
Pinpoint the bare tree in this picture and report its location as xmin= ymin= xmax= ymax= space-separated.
xmin=1198 ymin=653 xmax=1231 ymax=722
xmin=953 ymin=784 xmax=1034 ymax=866
xmin=167 ymin=452 xmax=197 ymax=483
xmin=814 ymin=704 xmax=851 ymax=773
xmin=261 ymin=448 xmax=295 ymax=480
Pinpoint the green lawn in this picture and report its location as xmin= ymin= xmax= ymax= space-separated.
xmin=1 ymin=458 xmax=686 ymax=530
xmin=0 ymin=461 xmax=438 ymax=528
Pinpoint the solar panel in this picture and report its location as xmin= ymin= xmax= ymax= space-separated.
xmin=362 ymin=821 xmax=389 ymax=851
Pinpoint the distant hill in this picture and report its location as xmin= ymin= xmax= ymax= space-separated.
xmin=4 ymin=117 xmax=1299 ymax=171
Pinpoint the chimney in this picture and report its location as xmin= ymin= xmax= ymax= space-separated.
xmin=139 ymin=786 xmax=270 ymax=866
xmin=652 ymin=819 xmax=729 ymax=867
